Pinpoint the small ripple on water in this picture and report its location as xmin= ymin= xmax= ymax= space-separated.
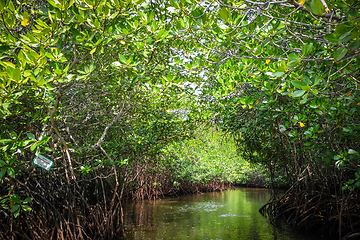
xmin=179 ymin=202 xmax=225 ymax=212
xmin=218 ymin=213 xmax=250 ymax=217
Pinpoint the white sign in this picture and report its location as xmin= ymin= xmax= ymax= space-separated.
xmin=33 ymin=154 xmax=53 ymax=171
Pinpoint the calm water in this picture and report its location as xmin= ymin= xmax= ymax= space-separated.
xmin=120 ymin=188 xmax=324 ymax=240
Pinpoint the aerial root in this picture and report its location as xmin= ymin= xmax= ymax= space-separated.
xmin=259 ymin=180 xmax=360 ymax=239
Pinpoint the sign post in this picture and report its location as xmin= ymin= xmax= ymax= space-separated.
xmin=33 ymin=154 xmax=53 ymax=171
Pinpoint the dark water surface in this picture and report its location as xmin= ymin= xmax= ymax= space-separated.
xmin=120 ymin=188 xmax=323 ymax=240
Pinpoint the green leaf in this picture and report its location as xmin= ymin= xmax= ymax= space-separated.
xmin=219 ymin=7 xmax=230 ymax=22
xmin=0 ymin=0 xmax=5 ymax=10
xmin=22 ymin=205 xmax=32 ymax=212
xmin=273 ymin=72 xmax=284 ymax=77
xmin=0 ymin=160 xmax=6 ymax=167
xmin=40 ymin=137 xmax=51 ymax=144
xmin=279 ymin=125 xmax=286 ymax=133
xmin=312 ymin=76 xmax=321 ymax=86
xmin=8 ymin=1 xmax=15 ymax=12
xmin=302 ymin=43 xmax=313 ymax=56
xmin=291 ymin=80 xmax=305 ymax=88
xmin=7 ymin=167 xmax=15 ymax=178
xmin=30 ymin=143 xmax=37 ymax=151
xmin=33 ymin=110 xmax=40 ymax=119
xmin=315 ymin=0 xmax=324 ymax=14
xmin=90 ymin=48 xmax=96 ymax=54
xmin=325 ymin=33 xmax=338 ymax=43
xmin=1 ymin=203 xmax=8 ymax=209
xmin=44 ymin=83 xmax=55 ymax=90
xmin=334 ymin=48 xmax=348 ymax=61
xmin=12 ymin=196 xmax=22 ymax=204
xmin=264 ymin=81 xmax=271 ymax=89
xmin=6 ymin=66 xmax=14 ymax=78
xmin=348 ymin=149 xmax=358 ymax=155
xmin=156 ymin=29 xmax=165 ymax=40
xmin=43 ymin=147 xmax=52 ymax=152
xmin=287 ymin=60 xmax=301 ymax=68
xmin=13 ymin=207 xmax=20 ymax=218
xmin=0 ymin=139 xmax=12 ymax=144
xmin=311 ymin=0 xmax=324 ymax=14
xmin=303 ymin=75 xmax=311 ymax=85
xmin=0 ymin=168 xmax=6 ymax=181
xmin=6 ymin=14 xmax=15 ymax=28
xmin=278 ymin=61 xmax=287 ymax=72
xmin=10 ymin=156 xmax=16 ymax=165
xmin=336 ymin=23 xmax=352 ymax=37
xmin=301 ymin=85 xmax=311 ymax=91
xmin=12 ymin=68 xmax=21 ymax=82
xmin=22 ymin=197 xmax=33 ymax=204
xmin=311 ymin=89 xmax=319 ymax=95
xmin=292 ymin=90 xmax=305 ymax=98
xmin=1 ymin=61 xmax=15 ymax=69
xmin=261 ymin=38 xmax=270 ymax=47
xmin=170 ymin=0 xmax=179 ymax=9
xmin=351 ymin=31 xmax=360 ymax=40
xmin=10 ymin=204 xmax=20 ymax=213
xmin=343 ymin=127 xmax=351 ymax=132
xmin=288 ymin=54 xmax=301 ymax=61
xmin=300 ymin=94 xmax=308 ymax=104
xmin=27 ymin=133 xmax=36 ymax=140
xmin=10 ymin=131 xmax=17 ymax=139
xmin=118 ymin=54 xmax=126 ymax=63
xmin=338 ymin=31 xmax=352 ymax=43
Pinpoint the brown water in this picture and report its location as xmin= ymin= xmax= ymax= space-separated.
xmin=120 ymin=188 xmax=325 ymax=240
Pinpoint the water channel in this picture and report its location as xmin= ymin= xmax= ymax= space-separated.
xmin=120 ymin=188 xmax=325 ymax=240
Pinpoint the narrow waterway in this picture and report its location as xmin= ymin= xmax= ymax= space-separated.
xmin=120 ymin=188 xmax=325 ymax=240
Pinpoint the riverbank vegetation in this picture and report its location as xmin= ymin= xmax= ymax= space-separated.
xmin=1 ymin=0 xmax=359 ymax=239
xmin=165 ymin=127 xmax=266 ymax=191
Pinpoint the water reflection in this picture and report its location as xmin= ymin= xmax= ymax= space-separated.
xmin=120 ymin=188 xmax=323 ymax=240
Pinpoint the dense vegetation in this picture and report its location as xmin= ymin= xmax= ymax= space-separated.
xmin=0 ymin=0 xmax=359 ymax=239
xmin=166 ymin=127 xmax=265 ymax=188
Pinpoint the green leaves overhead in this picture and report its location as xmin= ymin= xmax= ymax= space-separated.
xmin=302 ymin=43 xmax=313 ymax=56
xmin=292 ymin=90 xmax=305 ymax=98
xmin=176 ymin=0 xmax=360 ymax=203
xmin=219 ymin=7 xmax=230 ymax=22
xmin=0 ymin=0 xmax=203 ymax=223
xmin=47 ymin=0 xmax=74 ymax=10
xmin=291 ymin=80 xmax=305 ymax=88
xmin=310 ymin=0 xmax=324 ymax=15
xmin=325 ymin=33 xmax=338 ymax=43
xmin=0 ymin=0 xmax=359 ymax=233
xmin=334 ymin=48 xmax=348 ymax=61
xmin=288 ymin=54 xmax=301 ymax=62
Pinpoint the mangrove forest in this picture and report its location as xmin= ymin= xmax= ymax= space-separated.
xmin=0 ymin=0 xmax=359 ymax=239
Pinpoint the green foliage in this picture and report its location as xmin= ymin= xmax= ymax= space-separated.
xmin=0 ymin=186 xmax=33 ymax=218
xmin=1 ymin=0 xmax=360 ymax=236
xmin=165 ymin=127 xmax=263 ymax=185
xmin=0 ymin=0 xmax=202 ymax=223
xmin=181 ymin=0 xmax=360 ymax=192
